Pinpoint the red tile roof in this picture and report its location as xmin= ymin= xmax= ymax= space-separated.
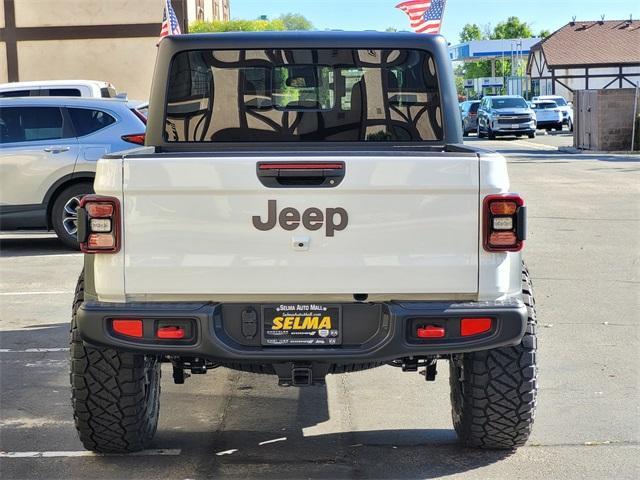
xmin=532 ymin=20 xmax=640 ymax=67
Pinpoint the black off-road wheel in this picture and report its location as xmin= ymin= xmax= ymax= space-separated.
xmin=70 ymin=270 xmax=161 ymax=453
xmin=449 ymin=262 xmax=537 ymax=449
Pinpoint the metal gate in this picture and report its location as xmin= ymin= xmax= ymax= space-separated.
xmin=575 ymin=90 xmax=597 ymax=150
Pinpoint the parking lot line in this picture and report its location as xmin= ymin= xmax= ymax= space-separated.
xmin=0 ymin=291 xmax=74 ymax=296
xmin=0 ymin=348 xmax=69 ymax=353
xmin=0 ymin=449 xmax=181 ymax=458
xmin=513 ymin=140 xmax=557 ymax=150
xmin=0 ymin=253 xmax=84 ymax=259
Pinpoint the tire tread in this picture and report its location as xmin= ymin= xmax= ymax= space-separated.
xmin=70 ymin=270 xmax=160 ymax=453
xmin=449 ymin=262 xmax=538 ymax=449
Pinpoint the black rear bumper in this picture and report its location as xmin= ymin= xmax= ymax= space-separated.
xmin=76 ymin=300 xmax=527 ymax=363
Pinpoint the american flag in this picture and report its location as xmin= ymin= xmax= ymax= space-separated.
xmin=396 ymin=0 xmax=446 ymax=34
xmin=159 ymin=0 xmax=181 ymax=42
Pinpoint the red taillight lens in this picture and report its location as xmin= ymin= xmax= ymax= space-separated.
xmin=258 ymin=163 xmax=344 ymax=170
xmin=483 ymin=194 xmax=526 ymax=252
xmin=157 ymin=326 xmax=185 ymax=339
xmin=86 ymin=203 xmax=113 ymax=218
xmin=112 ymin=319 xmax=143 ymax=338
xmin=461 ymin=318 xmax=493 ymax=336
xmin=79 ymin=195 xmax=120 ymax=254
xmin=122 ymin=133 xmax=145 ymax=145
xmin=87 ymin=233 xmax=115 ymax=249
xmin=489 ymin=231 xmax=517 ymax=246
xmin=416 ymin=325 xmax=445 ymax=338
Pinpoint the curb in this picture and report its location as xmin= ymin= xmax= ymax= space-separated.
xmin=558 ymin=146 xmax=640 ymax=155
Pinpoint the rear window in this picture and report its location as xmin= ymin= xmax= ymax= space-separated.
xmin=165 ymin=48 xmax=443 ymax=143
xmin=533 ymin=102 xmax=557 ymax=109
xmin=67 ymin=108 xmax=116 ymax=136
xmin=45 ymin=88 xmax=82 ymax=97
xmin=469 ymin=102 xmax=479 ymax=113
xmin=0 ymin=90 xmax=34 ymax=97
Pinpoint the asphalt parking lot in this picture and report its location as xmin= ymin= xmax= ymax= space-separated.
xmin=1 ymin=132 xmax=639 ymax=479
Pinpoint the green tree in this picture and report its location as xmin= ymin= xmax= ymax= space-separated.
xmin=491 ymin=16 xmax=533 ymax=39
xmin=385 ymin=27 xmax=398 ymax=32
xmin=456 ymin=16 xmax=538 ymax=89
xmin=459 ymin=23 xmax=483 ymax=42
xmin=189 ymin=18 xmax=286 ymax=33
xmin=189 ymin=13 xmax=314 ymax=33
xmin=537 ymin=29 xmax=551 ymax=39
xmin=277 ymin=13 xmax=314 ymax=31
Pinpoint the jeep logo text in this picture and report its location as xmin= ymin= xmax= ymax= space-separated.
xmin=252 ymin=200 xmax=348 ymax=237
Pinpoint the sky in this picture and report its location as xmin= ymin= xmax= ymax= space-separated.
xmin=231 ymin=0 xmax=640 ymax=44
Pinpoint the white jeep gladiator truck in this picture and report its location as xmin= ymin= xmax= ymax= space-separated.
xmin=71 ymin=32 xmax=537 ymax=453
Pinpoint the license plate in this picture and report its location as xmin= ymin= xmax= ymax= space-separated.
xmin=262 ymin=304 xmax=341 ymax=346
xmin=511 ymin=124 xmax=520 ymax=129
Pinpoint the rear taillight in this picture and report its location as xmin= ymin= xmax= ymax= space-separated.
xmin=483 ymin=194 xmax=526 ymax=252
xmin=112 ymin=319 xmax=143 ymax=338
xmin=78 ymin=195 xmax=120 ymax=253
xmin=122 ymin=133 xmax=145 ymax=145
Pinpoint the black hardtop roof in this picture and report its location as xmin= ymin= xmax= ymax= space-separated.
xmin=158 ymin=31 xmax=448 ymax=51
xmin=146 ymin=31 xmax=461 ymax=150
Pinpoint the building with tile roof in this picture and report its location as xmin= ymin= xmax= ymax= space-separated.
xmin=527 ymin=19 xmax=640 ymax=101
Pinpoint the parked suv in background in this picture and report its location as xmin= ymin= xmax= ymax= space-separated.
xmin=0 ymin=97 xmax=146 ymax=248
xmin=531 ymin=100 xmax=563 ymax=131
xmin=460 ymin=100 xmax=480 ymax=136
xmin=533 ymin=95 xmax=573 ymax=131
xmin=477 ymin=95 xmax=536 ymax=139
xmin=0 ymin=80 xmax=118 ymax=98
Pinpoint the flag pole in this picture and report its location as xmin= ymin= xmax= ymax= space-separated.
xmin=440 ymin=0 xmax=448 ymax=36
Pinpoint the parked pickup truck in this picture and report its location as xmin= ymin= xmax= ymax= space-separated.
xmin=71 ymin=32 xmax=538 ymax=453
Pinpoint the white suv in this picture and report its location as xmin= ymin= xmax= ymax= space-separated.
xmin=0 ymin=80 xmax=118 ymax=99
xmin=532 ymin=95 xmax=573 ymax=131
xmin=0 ymin=97 xmax=146 ymax=248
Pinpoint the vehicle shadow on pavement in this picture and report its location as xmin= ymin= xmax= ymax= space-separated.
xmin=0 ymin=323 xmax=69 ymax=350
xmin=153 ymin=383 xmax=513 ymax=479
xmin=0 ymin=328 xmax=513 ymax=479
xmin=0 ymin=235 xmax=77 ymax=258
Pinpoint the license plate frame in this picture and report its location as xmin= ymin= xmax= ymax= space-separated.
xmin=261 ymin=304 xmax=342 ymax=346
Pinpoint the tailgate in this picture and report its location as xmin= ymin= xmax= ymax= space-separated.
xmin=122 ymin=154 xmax=479 ymax=296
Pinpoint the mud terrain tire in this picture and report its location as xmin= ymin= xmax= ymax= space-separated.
xmin=70 ymin=270 xmax=161 ymax=453
xmin=449 ymin=262 xmax=537 ymax=449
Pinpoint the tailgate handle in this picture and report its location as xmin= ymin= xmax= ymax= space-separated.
xmin=257 ymin=162 xmax=345 ymax=188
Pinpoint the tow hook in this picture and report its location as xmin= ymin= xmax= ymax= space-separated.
xmin=420 ymin=360 xmax=438 ymax=382
xmin=388 ymin=357 xmax=438 ymax=381
xmin=172 ymin=365 xmax=190 ymax=384
xmin=171 ymin=357 xmax=218 ymax=384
